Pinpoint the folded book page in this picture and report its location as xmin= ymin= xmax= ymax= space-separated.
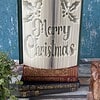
xmin=21 ymin=0 xmax=82 ymax=69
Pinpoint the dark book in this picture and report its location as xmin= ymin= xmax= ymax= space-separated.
xmin=22 ymin=65 xmax=78 ymax=82
xmin=19 ymin=81 xmax=80 ymax=91
xmin=17 ymin=87 xmax=78 ymax=97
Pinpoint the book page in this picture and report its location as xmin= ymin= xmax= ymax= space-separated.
xmin=52 ymin=0 xmax=82 ymax=68
xmin=21 ymin=0 xmax=82 ymax=69
xmin=22 ymin=0 xmax=54 ymax=68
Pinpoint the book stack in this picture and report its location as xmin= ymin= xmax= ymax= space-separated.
xmin=17 ymin=65 xmax=80 ymax=97
xmin=17 ymin=0 xmax=83 ymax=97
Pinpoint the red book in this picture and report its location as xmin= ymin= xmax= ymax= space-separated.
xmin=22 ymin=65 xmax=78 ymax=82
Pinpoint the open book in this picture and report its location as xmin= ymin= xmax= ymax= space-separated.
xmin=19 ymin=0 xmax=82 ymax=69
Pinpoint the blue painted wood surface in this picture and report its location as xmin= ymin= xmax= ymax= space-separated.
xmin=0 ymin=0 xmax=18 ymax=59
xmin=0 ymin=0 xmax=100 ymax=59
xmin=80 ymin=0 xmax=100 ymax=58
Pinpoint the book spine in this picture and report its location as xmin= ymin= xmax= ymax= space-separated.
xmin=22 ymin=76 xmax=78 ymax=82
xmin=17 ymin=87 xmax=78 ymax=97
xmin=19 ymin=82 xmax=79 ymax=91
xmin=23 ymin=65 xmax=78 ymax=77
xmin=22 ymin=66 xmax=78 ymax=82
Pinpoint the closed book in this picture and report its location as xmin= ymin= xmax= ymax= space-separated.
xmin=17 ymin=87 xmax=78 ymax=97
xmin=19 ymin=81 xmax=80 ymax=91
xmin=22 ymin=65 xmax=78 ymax=82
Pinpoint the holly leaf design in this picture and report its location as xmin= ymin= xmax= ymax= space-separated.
xmin=70 ymin=1 xmax=80 ymax=12
xmin=60 ymin=0 xmax=80 ymax=23
xmin=61 ymin=0 xmax=68 ymax=10
xmin=24 ymin=13 xmax=33 ymax=22
xmin=68 ymin=13 xmax=78 ymax=22
xmin=23 ymin=0 xmax=33 ymax=10
xmin=23 ymin=0 xmax=42 ymax=22
xmin=61 ymin=0 xmax=69 ymax=17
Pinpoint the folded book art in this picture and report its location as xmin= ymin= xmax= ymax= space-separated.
xmin=18 ymin=0 xmax=82 ymax=84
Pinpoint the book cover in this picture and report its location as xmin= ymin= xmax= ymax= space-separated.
xmin=19 ymin=81 xmax=80 ymax=91
xmin=22 ymin=65 xmax=78 ymax=82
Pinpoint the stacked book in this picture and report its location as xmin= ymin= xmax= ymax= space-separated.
xmin=18 ymin=65 xmax=80 ymax=97
xmin=18 ymin=81 xmax=80 ymax=97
